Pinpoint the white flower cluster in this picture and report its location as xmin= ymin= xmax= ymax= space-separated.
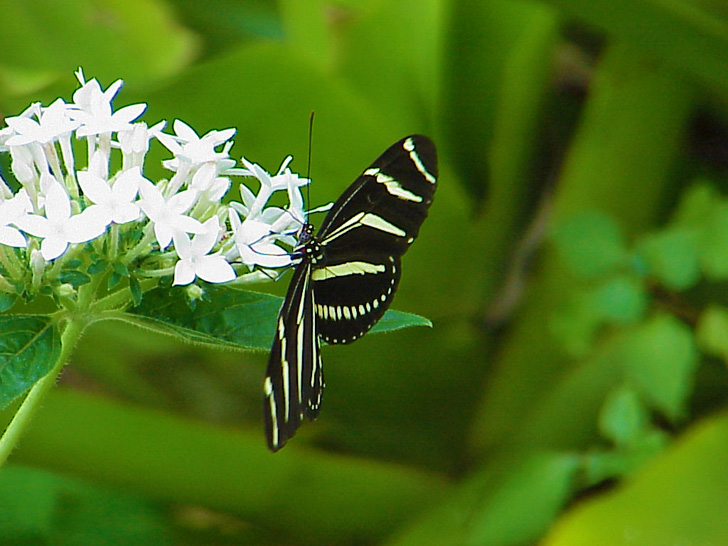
xmin=0 ymin=69 xmax=310 ymax=292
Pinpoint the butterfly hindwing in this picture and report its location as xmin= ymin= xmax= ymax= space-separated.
xmin=264 ymin=262 xmax=322 ymax=451
xmin=312 ymin=255 xmax=401 ymax=344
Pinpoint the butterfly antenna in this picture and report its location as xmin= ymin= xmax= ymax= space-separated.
xmin=306 ymin=111 xmax=315 ymax=218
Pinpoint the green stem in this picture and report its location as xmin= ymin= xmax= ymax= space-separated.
xmin=0 ymin=246 xmax=23 ymax=280
xmin=124 ymin=227 xmax=156 ymax=264
xmin=90 ymin=277 xmax=157 ymax=313
xmin=0 ymin=318 xmax=85 ymax=468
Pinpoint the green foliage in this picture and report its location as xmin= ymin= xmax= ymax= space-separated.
xmin=552 ymin=211 xmax=626 ymax=279
xmin=0 ymin=465 xmax=174 ymax=545
xmin=128 ymin=285 xmax=430 ymax=350
xmin=1 ymin=0 xmax=728 ymax=545
xmin=0 ymin=316 xmax=61 ymax=408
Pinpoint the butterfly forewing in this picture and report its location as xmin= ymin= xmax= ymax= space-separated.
xmin=314 ymin=135 xmax=437 ymax=344
xmin=264 ymin=135 xmax=437 ymax=451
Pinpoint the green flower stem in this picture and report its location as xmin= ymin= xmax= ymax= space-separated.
xmin=123 ymin=226 xmax=156 ymax=264
xmin=0 ymin=317 xmax=85 ymax=467
xmin=0 ymin=246 xmax=23 ymax=280
xmin=109 ymin=223 xmax=120 ymax=261
xmin=137 ymin=267 xmax=175 ymax=278
xmin=90 ymin=277 xmax=157 ymax=313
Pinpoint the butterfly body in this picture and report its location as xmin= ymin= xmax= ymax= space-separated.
xmin=264 ymin=135 xmax=437 ymax=451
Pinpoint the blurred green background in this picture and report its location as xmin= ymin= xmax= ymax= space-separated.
xmin=2 ymin=0 xmax=728 ymax=544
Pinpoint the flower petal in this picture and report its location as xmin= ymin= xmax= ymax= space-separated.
xmin=196 ymin=255 xmax=236 ymax=283
xmin=173 ymin=259 xmax=196 ymax=286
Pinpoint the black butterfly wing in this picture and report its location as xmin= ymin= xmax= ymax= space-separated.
xmin=264 ymin=135 xmax=437 ymax=451
xmin=263 ymin=261 xmax=323 ymax=451
xmin=313 ymin=135 xmax=438 ymax=344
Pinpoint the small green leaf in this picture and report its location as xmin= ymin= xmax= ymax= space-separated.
xmin=673 ymin=181 xmax=720 ymax=228
xmin=618 ymin=313 xmax=697 ymax=421
xmin=58 ymin=269 xmax=91 ymax=287
xmin=590 ymin=275 xmax=647 ymax=324
xmin=108 ymin=272 xmax=122 ymax=290
xmin=599 ymin=384 xmax=648 ymax=447
xmin=583 ymin=430 xmax=667 ymax=485
xmin=698 ymin=202 xmax=728 ymax=280
xmin=550 ymin=292 xmax=603 ymax=357
xmin=0 ymin=292 xmax=18 ymax=312
xmin=695 ymin=304 xmax=728 ymax=363
xmin=0 ymin=315 xmax=61 ymax=409
xmin=551 ymin=211 xmax=625 ymax=279
xmin=637 ymin=228 xmax=700 ymax=290
xmin=87 ymin=259 xmax=109 ymax=275
xmin=126 ymin=285 xmax=432 ymax=351
xmin=129 ymin=276 xmax=142 ymax=306
xmin=113 ymin=262 xmax=130 ymax=277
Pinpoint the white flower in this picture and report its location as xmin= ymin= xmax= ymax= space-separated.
xmin=229 ymin=208 xmax=291 ymax=269
xmin=15 ymin=175 xmax=107 ymax=260
xmin=190 ymin=162 xmax=230 ymax=202
xmin=236 ymin=156 xmax=308 ymax=220
xmin=137 ymin=178 xmax=203 ymax=249
xmin=157 ymin=120 xmax=235 ymax=170
xmin=0 ymin=191 xmax=32 ymax=247
xmin=4 ymin=99 xmax=79 ymax=147
xmin=78 ymin=167 xmax=142 ymax=226
xmin=116 ymin=121 xmax=165 ymax=159
xmin=70 ymin=77 xmax=146 ymax=137
xmin=172 ymin=218 xmax=236 ymax=285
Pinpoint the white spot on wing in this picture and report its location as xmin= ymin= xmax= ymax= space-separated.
xmin=404 ymin=137 xmax=436 ymax=185
xmin=374 ymin=172 xmax=423 ymax=202
xmin=312 ymin=261 xmax=386 ymax=281
xmin=361 ymin=213 xmax=406 ymax=237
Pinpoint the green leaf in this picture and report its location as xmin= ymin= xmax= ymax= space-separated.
xmin=0 ymin=315 xmax=61 ymax=409
xmin=550 ymin=291 xmax=603 ymax=357
xmin=543 ymin=414 xmax=728 ymax=545
xmin=637 ymin=228 xmax=700 ymax=290
xmin=0 ymin=465 xmax=173 ymax=546
xmin=112 ymin=261 xmax=129 ymax=277
xmin=466 ymin=452 xmax=580 ymax=546
xmin=370 ymin=308 xmax=432 ymax=334
xmin=442 ymin=0 xmax=558 ymax=202
xmin=86 ymin=259 xmax=108 ymax=275
xmin=598 ymin=384 xmax=648 ymax=448
xmin=126 ymin=285 xmax=431 ymax=351
xmin=129 ymin=276 xmax=142 ymax=306
xmin=552 ymin=211 xmax=625 ymax=279
xmin=0 ymin=292 xmax=18 ymax=313
xmin=618 ymin=313 xmax=697 ymax=421
xmin=58 ymin=269 xmax=91 ymax=287
xmin=582 ymin=430 xmax=667 ymax=485
xmin=695 ymin=304 xmax=728 ymax=363
xmin=673 ymin=181 xmax=721 ymax=228
xmin=0 ymin=0 xmax=196 ymax=105
xmin=589 ymin=275 xmax=647 ymax=324
xmin=543 ymin=0 xmax=728 ymax=94
xmin=698 ymin=202 xmax=728 ymax=280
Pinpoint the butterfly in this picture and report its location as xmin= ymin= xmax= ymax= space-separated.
xmin=264 ymin=135 xmax=437 ymax=451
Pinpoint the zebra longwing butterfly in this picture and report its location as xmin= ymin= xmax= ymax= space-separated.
xmin=264 ymin=135 xmax=437 ymax=451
